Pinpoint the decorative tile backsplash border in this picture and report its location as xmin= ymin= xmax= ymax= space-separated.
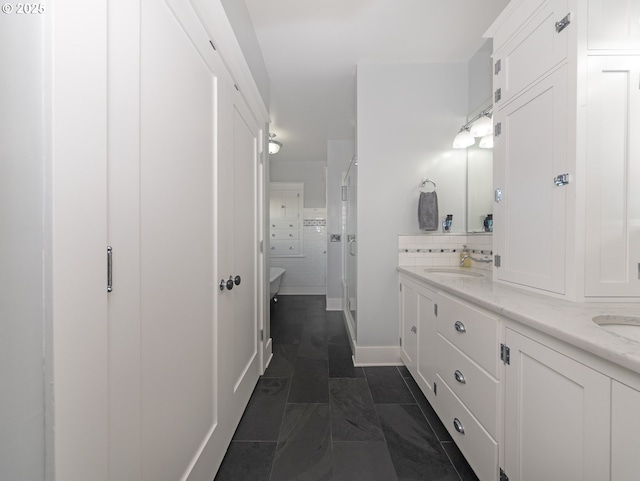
xmin=304 ymin=219 xmax=326 ymax=226
xmin=398 ymin=234 xmax=493 ymax=269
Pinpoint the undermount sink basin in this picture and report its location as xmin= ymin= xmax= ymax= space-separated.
xmin=593 ymin=315 xmax=640 ymax=343
xmin=423 ymin=268 xmax=485 ymax=278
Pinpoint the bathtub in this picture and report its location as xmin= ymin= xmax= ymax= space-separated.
xmin=269 ymin=267 xmax=286 ymax=302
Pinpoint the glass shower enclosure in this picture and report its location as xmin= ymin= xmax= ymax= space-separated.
xmin=343 ymin=157 xmax=357 ymax=337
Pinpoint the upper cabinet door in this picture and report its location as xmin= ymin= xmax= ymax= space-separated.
xmin=494 ymin=65 xmax=568 ymax=295
xmin=588 ymin=0 xmax=640 ymax=50
xmin=585 ymin=56 xmax=640 ymax=298
xmin=493 ymin=0 xmax=569 ymax=108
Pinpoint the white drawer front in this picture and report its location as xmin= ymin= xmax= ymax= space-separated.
xmin=437 ymin=334 xmax=499 ymax=439
xmin=270 ymin=240 xmax=300 ymax=256
xmin=436 ymin=374 xmax=499 ymax=481
xmin=271 ymin=230 xmax=299 ymax=240
xmin=271 ymin=220 xmax=299 ymax=229
xmin=437 ymin=294 xmax=500 ymax=377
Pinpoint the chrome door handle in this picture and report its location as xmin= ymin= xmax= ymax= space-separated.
xmin=454 ymin=370 xmax=466 ymax=384
xmin=454 ymin=321 xmax=466 ymax=333
xmin=234 ymin=275 xmax=241 ymax=286
xmin=107 ymin=246 xmax=113 ymax=292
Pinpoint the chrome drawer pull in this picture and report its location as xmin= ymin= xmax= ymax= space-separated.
xmin=454 ymin=321 xmax=466 ymax=333
xmin=454 ymin=370 xmax=466 ymax=384
xmin=453 ymin=418 xmax=465 ymax=435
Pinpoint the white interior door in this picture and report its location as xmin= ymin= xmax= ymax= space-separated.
xmin=217 ymin=89 xmax=261 ymax=427
xmin=108 ymin=0 xmax=236 ymax=479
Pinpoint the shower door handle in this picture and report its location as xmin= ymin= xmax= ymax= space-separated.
xmin=348 ymin=236 xmax=356 ymax=256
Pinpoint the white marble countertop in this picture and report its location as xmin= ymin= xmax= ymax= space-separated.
xmin=398 ymin=266 xmax=640 ymax=375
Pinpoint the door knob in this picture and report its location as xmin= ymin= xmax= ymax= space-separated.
xmin=234 ymin=275 xmax=241 ymax=286
xmin=226 ymin=276 xmax=234 ymax=290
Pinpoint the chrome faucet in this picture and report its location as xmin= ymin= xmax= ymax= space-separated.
xmin=460 ymin=254 xmax=492 ymax=266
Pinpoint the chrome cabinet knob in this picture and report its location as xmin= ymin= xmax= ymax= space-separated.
xmin=226 ymin=276 xmax=234 ymax=290
xmin=453 ymin=418 xmax=465 ymax=435
xmin=234 ymin=275 xmax=241 ymax=286
xmin=454 ymin=321 xmax=466 ymax=333
xmin=454 ymin=370 xmax=466 ymax=384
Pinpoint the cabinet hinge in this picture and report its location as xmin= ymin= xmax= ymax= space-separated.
xmin=494 ymin=122 xmax=502 ymax=137
xmin=399 ymin=337 xmax=402 ymax=347
xmin=500 ymin=467 xmax=509 ymax=481
xmin=494 ymin=59 xmax=501 ymax=75
xmin=494 ymin=88 xmax=502 ymax=103
xmin=494 ymin=255 xmax=501 ymax=268
xmin=259 ymin=329 xmax=264 ymax=341
xmin=434 ymin=304 xmax=438 ymax=317
xmin=400 ymin=283 xmax=403 ymax=292
xmin=259 ymin=240 xmax=263 ymax=253
xmin=341 ymin=185 xmax=347 ymax=201
xmin=555 ymin=13 xmax=571 ymax=33
xmin=434 ymin=382 xmax=437 ymax=396
xmin=500 ymin=343 xmax=511 ymax=365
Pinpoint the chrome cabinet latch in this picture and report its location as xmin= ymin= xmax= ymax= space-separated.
xmin=554 ymin=173 xmax=570 ymax=186
xmin=555 ymin=13 xmax=571 ymax=33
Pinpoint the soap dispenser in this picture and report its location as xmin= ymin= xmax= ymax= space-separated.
xmin=460 ymin=245 xmax=471 ymax=267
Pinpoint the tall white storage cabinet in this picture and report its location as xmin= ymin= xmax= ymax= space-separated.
xmin=50 ymin=0 xmax=269 ymax=480
xmin=487 ymin=0 xmax=640 ymax=301
xmin=269 ymin=182 xmax=304 ymax=257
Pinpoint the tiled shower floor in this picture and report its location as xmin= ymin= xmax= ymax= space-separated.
xmin=214 ymin=295 xmax=479 ymax=481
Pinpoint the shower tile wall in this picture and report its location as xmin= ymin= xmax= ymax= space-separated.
xmin=270 ymin=208 xmax=327 ymax=295
xmin=398 ymin=234 xmax=493 ymax=270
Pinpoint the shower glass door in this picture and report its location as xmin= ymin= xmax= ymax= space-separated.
xmin=343 ymin=158 xmax=357 ymax=336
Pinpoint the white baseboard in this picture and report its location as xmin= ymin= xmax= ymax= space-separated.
xmin=278 ymin=286 xmax=326 ymax=295
xmin=325 ymin=297 xmax=342 ymax=311
xmin=352 ymin=344 xmax=402 ymax=366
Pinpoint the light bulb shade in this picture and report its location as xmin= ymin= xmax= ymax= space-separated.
xmin=453 ymin=129 xmax=475 ymax=149
xmin=469 ymin=115 xmax=493 ymax=137
xmin=479 ymin=134 xmax=494 ymax=149
xmin=269 ymin=139 xmax=282 ymax=154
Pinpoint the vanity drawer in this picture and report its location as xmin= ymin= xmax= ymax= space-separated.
xmin=437 ymin=294 xmax=500 ymax=378
xmin=437 ymin=334 xmax=499 ymax=439
xmin=271 ymin=220 xmax=299 ymax=229
xmin=436 ymin=374 xmax=498 ymax=481
xmin=271 ymin=230 xmax=299 ymax=240
xmin=270 ymin=240 xmax=300 ymax=256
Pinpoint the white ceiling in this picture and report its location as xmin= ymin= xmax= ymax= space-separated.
xmin=245 ymin=0 xmax=509 ymax=163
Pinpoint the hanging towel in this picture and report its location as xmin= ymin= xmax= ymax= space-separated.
xmin=418 ymin=191 xmax=439 ymax=231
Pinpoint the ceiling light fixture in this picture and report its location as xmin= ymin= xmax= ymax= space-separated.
xmin=269 ymin=133 xmax=282 ymax=155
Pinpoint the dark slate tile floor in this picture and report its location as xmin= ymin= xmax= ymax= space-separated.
xmin=214 ymin=295 xmax=479 ymax=481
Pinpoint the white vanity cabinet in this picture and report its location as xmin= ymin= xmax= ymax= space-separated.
xmin=502 ymin=326 xmax=611 ymax=481
xmin=434 ymin=294 xmax=501 ymax=481
xmin=399 ymin=275 xmax=438 ymax=404
xmin=487 ymin=0 xmax=640 ymax=300
xmin=611 ymin=381 xmax=640 ymax=480
xmin=584 ymin=56 xmax=640 ymax=298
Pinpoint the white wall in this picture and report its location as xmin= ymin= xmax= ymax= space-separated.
xmin=467 ymin=39 xmax=493 ymax=114
xmin=270 ymin=160 xmax=326 ymax=207
xmin=0 ymin=14 xmax=48 ymax=481
xmin=356 ymin=62 xmax=468 ymax=348
xmin=220 ymin=0 xmax=270 ymax=108
xmin=326 ymin=140 xmax=355 ymax=309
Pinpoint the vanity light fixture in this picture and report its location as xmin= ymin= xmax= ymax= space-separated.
xmin=453 ymin=106 xmax=493 ymax=149
xmin=268 ymin=133 xmax=282 ymax=155
xmin=453 ymin=128 xmax=475 ymax=149
xmin=469 ymin=112 xmax=493 ymax=137
xmin=479 ymin=133 xmax=494 ymax=149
